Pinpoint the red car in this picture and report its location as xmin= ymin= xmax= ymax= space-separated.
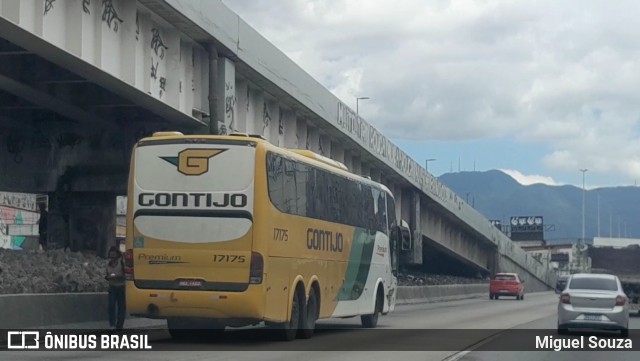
xmin=490 ymin=273 xmax=525 ymax=300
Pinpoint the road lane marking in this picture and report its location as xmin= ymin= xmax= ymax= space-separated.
xmin=440 ymin=332 xmax=503 ymax=361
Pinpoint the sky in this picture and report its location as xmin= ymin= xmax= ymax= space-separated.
xmin=222 ymin=0 xmax=640 ymax=189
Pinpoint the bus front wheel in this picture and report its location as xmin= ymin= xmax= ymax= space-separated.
xmin=361 ymin=287 xmax=383 ymax=328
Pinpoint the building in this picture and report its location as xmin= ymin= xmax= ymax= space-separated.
xmin=592 ymin=237 xmax=640 ymax=249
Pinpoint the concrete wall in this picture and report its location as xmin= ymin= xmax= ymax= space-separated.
xmin=396 ymin=284 xmax=489 ymax=305
xmin=0 ymin=293 xmax=107 ymax=329
xmin=1 ymin=286 xmax=548 ymax=329
xmin=497 ymin=255 xmax=553 ymax=293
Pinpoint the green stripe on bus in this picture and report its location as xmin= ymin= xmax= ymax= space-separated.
xmin=337 ymin=228 xmax=375 ymax=301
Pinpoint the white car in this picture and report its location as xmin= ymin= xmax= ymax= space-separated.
xmin=557 ymin=273 xmax=630 ymax=337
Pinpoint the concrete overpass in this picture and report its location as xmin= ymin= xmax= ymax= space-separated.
xmin=0 ymin=0 xmax=555 ymax=289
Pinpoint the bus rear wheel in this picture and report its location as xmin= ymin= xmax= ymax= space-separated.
xmin=361 ymin=287 xmax=383 ymax=328
xmin=299 ymin=287 xmax=319 ymax=339
xmin=274 ymin=290 xmax=302 ymax=341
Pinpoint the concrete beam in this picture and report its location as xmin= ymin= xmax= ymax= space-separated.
xmin=0 ymin=73 xmax=114 ymax=128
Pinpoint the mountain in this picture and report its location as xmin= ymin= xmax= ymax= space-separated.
xmin=438 ymin=170 xmax=640 ymax=243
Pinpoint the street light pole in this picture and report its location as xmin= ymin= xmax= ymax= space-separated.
xmin=425 ymin=158 xmax=436 ymax=172
xmin=356 ymin=97 xmax=370 ymax=118
xmin=579 ymin=169 xmax=588 ymax=243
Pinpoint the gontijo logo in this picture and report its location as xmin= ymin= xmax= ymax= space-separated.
xmin=160 ymin=149 xmax=226 ymax=176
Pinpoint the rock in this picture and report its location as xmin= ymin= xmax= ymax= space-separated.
xmin=0 ymin=248 xmax=109 ymax=294
xmin=397 ymin=271 xmax=489 ymax=287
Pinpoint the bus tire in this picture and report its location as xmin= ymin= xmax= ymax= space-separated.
xmin=361 ymin=286 xmax=383 ymax=328
xmin=299 ymin=287 xmax=319 ymax=339
xmin=275 ymin=289 xmax=302 ymax=341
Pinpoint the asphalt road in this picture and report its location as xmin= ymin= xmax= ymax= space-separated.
xmin=4 ymin=291 xmax=638 ymax=361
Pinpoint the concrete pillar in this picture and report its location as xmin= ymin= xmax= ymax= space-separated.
xmin=263 ymin=100 xmax=278 ymax=143
xmin=360 ymin=163 xmax=370 ymax=178
xmin=217 ymin=57 xmax=236 ymax=135
xmin=235 ymin=80 xmax=249 ymax=132
xmin=276 ymin=106 xmax=287 ymax=147
xmin=46 ymin=190 xmax=70 ymax=250
xmin=343 ymin=151 xmax=353 ymax=171
xmin=245 ymin=88 xmax=262 ymax=134
xmin=330 ymin=142 xmax=345 ymax=163
xmin=393 ymin=184 xmax=402 ymax=227
xmin=351 ymin=156 xmax=362 ymax=176
xmin=283 ymin=110 xmax=297 ymax=148
xmin=370 ymin=168 xmax=382 ymax=183
xmin=296 ymin=119 xmax=308 ymax=150
xmin=408 ymin=190 xmax=423 ymax=265
xmin=68 ymin=192 xmax=117 ymax=257
xmin=319 ymin=135 xmax=331 ymax=157
xmin=307 ymin=126 xmax=320 ymax=153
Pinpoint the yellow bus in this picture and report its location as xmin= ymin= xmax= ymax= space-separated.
xmin=124 ymin=131 xmax=404 ymax=341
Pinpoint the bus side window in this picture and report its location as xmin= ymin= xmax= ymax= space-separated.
xmin=386 ymin=193 xmax=397 ymax=231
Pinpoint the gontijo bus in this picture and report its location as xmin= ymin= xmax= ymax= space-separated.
xmin=124 ymin=131 xmax=405 ymax=341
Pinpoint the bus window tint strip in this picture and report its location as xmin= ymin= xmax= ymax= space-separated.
xmin=266 ymin=152 xmax=388 ymax=233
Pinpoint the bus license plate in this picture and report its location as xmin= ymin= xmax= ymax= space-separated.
xmin=178 ymin=279 xmax=203 ymax=287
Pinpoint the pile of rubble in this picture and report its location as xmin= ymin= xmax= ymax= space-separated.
xmin=0 ymin=249 xmax=109 ymax=294
xmin=0 ymin=249 xmax=489 ymax=294
xmin=398 ymin=271 xmax=489 ymax=287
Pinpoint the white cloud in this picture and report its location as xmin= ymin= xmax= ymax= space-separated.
xmin=500 ymin=169 xmax=561 ymax=186
xmin=223 ymin=0 xmax=640 ymax=184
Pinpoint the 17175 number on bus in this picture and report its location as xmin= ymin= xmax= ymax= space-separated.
xmin=212 ymin=255 xmax=246 ymax=263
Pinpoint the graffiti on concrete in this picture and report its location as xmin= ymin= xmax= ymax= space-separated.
xmin=6 ymin=134 xmax=25 ymax=164
xmin=159 ymin=77 xmax=167 ymax=99
xmin=150 ymin=28 xmax=168 ymax=60
xmin=305 ymin=131 xmax=310 ymax=150
xmin=319 ymin=139 xmax=324 ymax=156
xmin=56 ymin=132 xmax=83 ymax=149
xmin=101 ymin=0 xmax=123 ymax=33
xmin=0 ymin=192 xmax=37 ymax=212
xmin=219 ymin=124 xmax=228 ymax=135
xmin=225 ymin=82 xmax=236 ymax=132
xmin=44 ymin=0 xmax=56 ymax=16
xmin=150 ymin=59 xmax=158 ymax=80
xmin=0 ymin=207 xmax=36 ymax=250
xmin=82 ymin=0 xmax=91 ymax=14
xmin=262 ymin=102 xmax=271 ymax=135
xmin=278 ymin=109 xmax=284 ymax=135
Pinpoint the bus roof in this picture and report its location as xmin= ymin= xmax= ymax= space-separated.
xmin=141 ymin=131 xmax=394 ymax=196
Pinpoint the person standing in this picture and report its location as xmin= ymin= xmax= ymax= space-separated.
xmin=105 ymin=246 xmax=126 ymax=331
